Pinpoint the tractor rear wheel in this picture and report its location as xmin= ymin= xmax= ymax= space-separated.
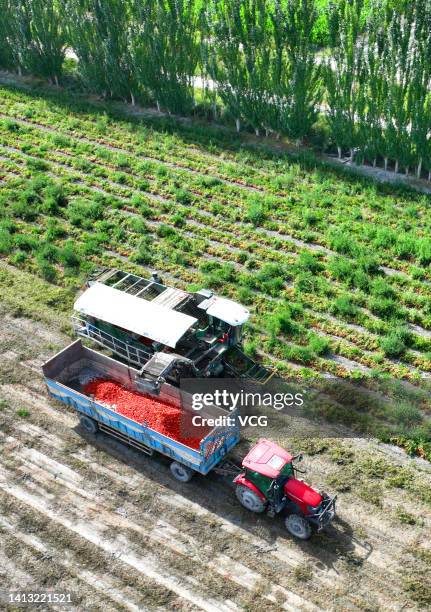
xmin=170 ymin=461 xmax=194 ymax=482
xmin=285 ymin=514 xmax=312 ymax=540
xmin=235 ymin=485 xmax=266 ymax=513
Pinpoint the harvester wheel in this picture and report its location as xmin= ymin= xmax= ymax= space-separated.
xmin=170 ymin=461 xmax=194 ymax=482
xmin=285 ymin=514 xmax=312 ymax=540
xmin=80 ymin=415 xmax=98 ymax=435
xmin=235 ymin=485 xmax=266 ymax=513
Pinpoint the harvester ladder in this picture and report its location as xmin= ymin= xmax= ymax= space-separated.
xmin=72 ymin=316 xmax=152 ymax=369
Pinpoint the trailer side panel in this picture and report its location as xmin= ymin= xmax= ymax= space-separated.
xmin=42 ymin=341 xmax=240 ymax=474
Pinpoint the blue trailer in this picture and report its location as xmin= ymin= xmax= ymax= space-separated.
xmin=42 ymin=340 xmax=241 ymax=482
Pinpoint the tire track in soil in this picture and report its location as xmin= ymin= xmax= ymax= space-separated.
xmin=0 ymin=548 xmax=36 ymax=592
xmin=157 ymin=489 xmax=413 ymax=609
xmin=0 ymin=441 xmax=319 ymax=612
xmin=0 ymin=400 xmax=420 ymax=612
xmin=0 ymin=328 xmax=325 ymax=611
xmin=0 ymin=405 xmax=321 ymax=611
xmin=0 ymin=463 xmax=239 ymax=612
xmin=0 ymin=514 xmax=147 ymax=612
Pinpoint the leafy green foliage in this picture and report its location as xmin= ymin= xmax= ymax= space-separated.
xmin=66 ymin=198 xmax=104 ymax=228
xmin=59 ymin=241 xmax=81 ymax=271
xmin=380 ymin=327 xmax=412 ymax=358
xmin=0 ymin=229 xmax=13 ymax=255
xmin=36 ymin=255 xmax=58 ymax=283
xmin=369 ymin=297 xmax=401 ymax=320
xmin=307 ymin=333 xmax=330 ymax=355
xmin=0 ymin=0 xmax=65 ymax=81
xmin=199 ymin=260 xmax=236 ymax=288
xmin=131 ymin=0 xmax=199 ymax=113
xmin=174 ymin=188 xmax=192 ymax=205
xmin=295 ymin=251 xmax=324 ymax=274
xmin=331 ymin=295 xmax=359 ymax=320
xmin=245 ymin=200 xmax=266 ymax=226
xmin=266 ymin=302 xmax=303 ymax=337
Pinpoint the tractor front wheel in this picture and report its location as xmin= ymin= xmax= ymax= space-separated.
xmin=285 ymin=514 xmax=312 ymax=540
xmin=235 ymin=485 xmax=266 ymax=513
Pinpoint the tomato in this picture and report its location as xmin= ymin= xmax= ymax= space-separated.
xmin=83 ymin=379 xmax=205 ymax=449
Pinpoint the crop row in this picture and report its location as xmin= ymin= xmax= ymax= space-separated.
xmin=0 ymin=177 xmax=337 ymax=377
xmin=1 ymin=140 xmax=430 ymax=350
xmin=1 ymin=90 xmax=431 ymax=377
xmin=1 ymin=152 xmax=430 ymax=380
xmin=1 ymin=130 xmax=431 ymax=343
xmin=1 ymin=90 xmax=431 ymax=276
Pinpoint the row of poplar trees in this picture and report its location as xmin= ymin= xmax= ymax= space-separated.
xmin=1 ymin=0 xmax=431 ymax=178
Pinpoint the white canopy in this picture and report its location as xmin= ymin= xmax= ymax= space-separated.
xmin=199 ymin=296 xmax=250 ymax=326
xmin=74 ymin=283 xmax=197 ymax=348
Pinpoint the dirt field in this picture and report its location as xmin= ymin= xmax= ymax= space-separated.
xmin=0 ymin=263 xmax=430 ymax=611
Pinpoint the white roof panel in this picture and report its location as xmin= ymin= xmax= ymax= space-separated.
xmin=199 ymin=296 xmax=250 ymax=326
xmin=74 ymin=283 xmax=197 ymax=348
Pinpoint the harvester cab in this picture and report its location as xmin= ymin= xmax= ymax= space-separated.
xmin=234 ymin=439 xmax=337 ymax=539
xmin=194 ymin=288 xmax=249 ymax=348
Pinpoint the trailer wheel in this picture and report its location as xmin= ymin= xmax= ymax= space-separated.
xmin=235 ymin=485 xmax=266 ymax=513
xmin=285 ymin=514 xmax=312 ymax=540
xmin=170 ymin=462 xmax=194 ymax=482
xmin=80 ymin=416 xmax=98 ymax=435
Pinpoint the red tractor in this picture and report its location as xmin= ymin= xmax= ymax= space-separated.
xmin=233 ymin=439 xmax=337 ymax=539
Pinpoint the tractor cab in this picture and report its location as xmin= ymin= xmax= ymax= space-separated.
xmin=239 ymin=439 xmax=297 ymax=511
xmin=234 ymin=439 xmax=337 ymax=539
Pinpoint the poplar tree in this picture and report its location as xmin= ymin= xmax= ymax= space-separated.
xmin=131 ymin=0 xmax=200 ymax=115
xmin=270 ymin=0 xmax=321 ymax=142
xmin=63 ymin=0 xmax=135 ymax=102
xmin=0 ymin=0 xmax=65 ymax=82
xmin=204 ymin=0 xmax=273 ymax=134
xmin=0 ymin=1 xmax=15 ymax=70
xmin=24 ymin=0 xmax=66 ymax=84
xmin=324 ymin=0 xmax=365 ymax=159
xmin=381 ymin=6 xmax=415 ymax=173
xmin=0 ymin=0 xmax=32 ymax=76
xmin=360 ymin=0 xmax=386 ymax=166
xmin=408 ymin=0 xmax=431 ymax=178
